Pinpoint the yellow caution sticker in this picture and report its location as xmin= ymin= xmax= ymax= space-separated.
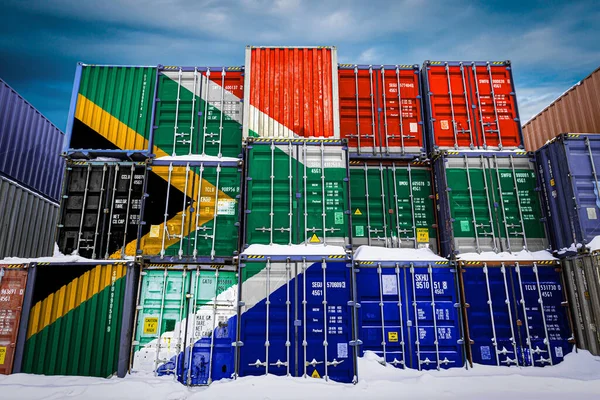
xmin=0 ymin=346 xmax=6 ymax=365
xmin=310 ymin=233 xmax=321 ymax=243
xmin=311 ymin=369 xmax=321 ymax=379
xmin=354 ymin=208 xmax=362 ymax=215
xmin=388 ymin=332 xmax=399 ymax=342
xmin=143 ymin=317 xmax=159 ymax=335
xmin=417 ymin=228 xmax=429 ymax=243
xmin=149 ymin=225 xmax=160 ymax=238
xmin=550 ymin=178 xmax=555 ymax=186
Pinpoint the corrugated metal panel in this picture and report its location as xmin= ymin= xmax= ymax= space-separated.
xmin=460 ymin=262 xmax=572 ymax=366
xmin=243 ymin=140 xmax=350 ymax=248
xmin=238 ymin=260 xmax=355 ymax=382
xmin=57 ymin=161 xmax=146 ymax=259
xmin=21 ymin=262 xmax=131 ymax=377
xmin=422 ymin=61 xmax=524 ymax=153
xmin=67 ymin=64 xmax=157 ymax=154
xmin=131 ymin=265 xmax=237 ymax=385
xmin=434 ymin=152 xmax=548 ymax=257
xmin=355 ymin=262 xmax=463 ymax=370
xmin=536 ymin=134 xmax=600 ymax=253
xmin=0 ymin=78 xmax=64 ymax=201
xmin=349 ymin=160 xmax=437 ymax=252
xmin=137 ymin=160 xmax=241 ymax=263
xmin=0 ymin=266 xmax=28 ymax=375
xmin=523 ymin=67 xmax=600 ymax=151
xmin=152 ymin=67 xmax=244 ymax=158
xmin=338 ymin=64 xmax=425 ymax=156
xmin=562 ymin=254 xmax=600 ymax=355
xmin=0 ymin=175 xmax=58 ymax=259
xmin=243 ymin=46 xmax=340 ymax=139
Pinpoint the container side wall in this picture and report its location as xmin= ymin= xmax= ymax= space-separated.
xmin=0 ymin=78 xmax=64 ymax=201
xmin=0 ymin=267 xmax=28 ymax=374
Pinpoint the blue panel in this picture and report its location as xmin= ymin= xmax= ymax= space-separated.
xmin=463 ymin=264 xmax=572 ymax=367
xmin=238 ymin=262 xmax=355 ymax=383
xmin=356 ymin=266 xmax=463 ymax=370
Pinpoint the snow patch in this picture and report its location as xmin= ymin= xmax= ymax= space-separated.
xmin=243 ymin=244 xmax=346 ymax=256
xmin=0 ymin=243 xmax=134 ymax=264
xmin=353 ymin=246 xmax=447 ymax=261
xmin=154 ymin=155 xmax=240 ymax=162
xmin=457 ymin=249 xmax=556 ymax=261
xmin=587 ymin=236 xmax=600 ymax=252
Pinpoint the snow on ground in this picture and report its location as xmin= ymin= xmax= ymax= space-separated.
xmin=243 ymin=243 xmax=347 ymax=256
xmin=1 ymin=350 xmax=600 ymax=400
xmin=154 ymin=155 xmax=240 ymax=162
xmin=0 ymin=244 xmax=133 ymax=264
xmin=457 ymin=249 xmax=556 ymax=261
xmin=587 ymin=235 xmax=600 ymax=252
xmin=353 ymin=246 xmax=446 ymax=261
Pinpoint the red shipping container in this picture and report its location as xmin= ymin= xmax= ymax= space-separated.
xmin=0 ymin=265 xmax=28 ymax=375
xmin=422 ymin=61 xmax=524 ymax=152
xmin=243 ymin=46 xmax=339 ymax=139
xmin=338 ymin=64 xmax=425 ymax=157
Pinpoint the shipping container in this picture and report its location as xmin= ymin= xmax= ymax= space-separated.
xmin=0 ymin=265 xmax=28 ymax=375
xmin=130 ymin=264 xmax=238 ymax=385
xmin=354 ymin=259 xmax=464 ymax=370
xmin=137 ymin=159 xmax=242 ymax=263
xmin=243 ymin=139 xmax=350 ymax=249
xmin=152 ymin=66 xmax=244 ymax=159
xmin=17 ymin=262 xmax=139 ymax=378
xmin=523 ymin=67 xmax=600 ymax=151
xmin=65 ymin=64 xmax=157 ymax=158
xmin=562 ymin=253 xmax=600 ymax=355
xmin=349 ymin=160 xmax=437 ymax=251
xmin=536 ymin=134 xmax=600 ymax=253
xmin=57 ymin=161 xmax=147 ymax=259
xmin=434 ymin=151 xmax=549 ymax=257
xmin=0 ymin=78 xmax=64 ymax=201
xmin=242 ymin=46 xmax=340 ymax=140
xmin=459 ymin=260 xmax=572 ymax=366
xmin=0 ymin=175 xmax=59 ymax=259
xmin=338 ymin=64 xmax=425 ymax=157
xmin=422 ymin=61 xmax=524 ymax=153
xmin=237 ymin=260 xmax=356 ymax=383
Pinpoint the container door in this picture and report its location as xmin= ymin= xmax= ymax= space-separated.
xmin=425 ymin=63 xmax=476 ymax=150
xmin=238 ymin=261 xmax=354 ymax=383
xmin=0 ymin=267 xmax=27 ymax=375
xmin=469 ymin=63 xmax=521 ymax=150
xmin=510 ymin=265 xmax=571 ymax=366
xmin=338 ymin=67 xmax=379 ymax=155
xmin=379 ymin=66 xmax=423 ymax=155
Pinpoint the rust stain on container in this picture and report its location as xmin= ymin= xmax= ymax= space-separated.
xmin=0 ymin=265 xmax=28 ymax=375
xmin=523 ymin=67 xmax=600 ymax=151
xmin=243 ymin=46 xmax=340 ymax=139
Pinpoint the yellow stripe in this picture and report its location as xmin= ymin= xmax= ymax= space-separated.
xmin=27 ymin=264 xmax=126 ymax=339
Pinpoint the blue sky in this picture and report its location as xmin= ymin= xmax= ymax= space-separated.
xmin=1 ymin=0 xmax=598 ymax=131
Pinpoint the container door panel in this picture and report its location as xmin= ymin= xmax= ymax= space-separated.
xmin=0 ymin=268 xmax=28 ymax=375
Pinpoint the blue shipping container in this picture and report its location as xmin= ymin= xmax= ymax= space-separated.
xmin=536 ymin=134 xmax=600 ymax=253
xmin=461 ymin=261 xmax=572 ymax=366
xmin=0 ymin=78 xmax=65 ymax=201
xmin=354 ymin=260 xmax=464 ymax=370
xmin=238 ymin=261 xmax=356 ymax=383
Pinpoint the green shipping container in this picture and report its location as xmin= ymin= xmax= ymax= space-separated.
xmin=21 ymin=262 xmax=134 ymax=378
xmin=137 ymin=160 xmax=242 ymax=262
xmin=349 ymin=160 xmax=438 ymax=252
xmin=68 ymin=64 xmax=157 ymax=153
xmin=434 ymin=152 xmax=549 ymax=257
xmin=152 ymin=67 xmax=244 ymax=158
xmin=131 ymin=266 xmax=237 ymax=385
xmin=243 ymin=140 xmax=351 ymax=248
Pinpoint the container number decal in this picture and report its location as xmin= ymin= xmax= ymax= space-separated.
xmin=334 ymin=212 xmax=344 ymax=225
xmin=217 ymin=199 xmax=237 ymax=215
xmin=143 ymin=317 xmax=159 ymax=335
xmin=0 ymin=346 xmax=6 ymax=365
xmin=388 ymin=332 xmax=398 ymax=342
xmin=417 ymin=228 xmax=429 ymax=243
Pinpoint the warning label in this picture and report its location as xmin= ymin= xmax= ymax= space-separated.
xmin=143 ymin=317 xmax=158 ymax=335
xmin=416 ymin=228 xmax=429 ymax=243
xmin=0 ymin=346 xmax=5 ymax=365
xmin=310 ymin=233 xmax=321 ymax=243
xmin=311 ymin=369 xmax=321 ymax=379
xmin=149 ymin=225 xmax=160 ymax=238
xmin=334 ymin=212 xmax=344 ymax=225
xmin=354 ymin=208 xmax=362 ymax=215
xmin=440 ymin=120 xmax=449 ymax=130
xmin=388 ymin=332 xmax=398 ymax=342
xmin=217 ymin=199 xmax=237 ymax=215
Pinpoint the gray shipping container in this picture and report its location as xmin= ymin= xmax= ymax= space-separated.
xmin=0 ymin=175 xmax=59 ymax=259
xmin=562 ymin=253 xmax=600 ymax=355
